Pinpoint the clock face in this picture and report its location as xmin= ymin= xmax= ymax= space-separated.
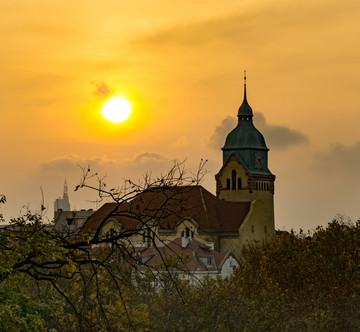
xmin=254 ymin=152 xmax=264 ymax=169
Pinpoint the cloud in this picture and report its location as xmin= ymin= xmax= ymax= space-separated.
xmin=207 ymin=113 xmax=308 ymax=150
xmin=39 ymin=154 xmax=115 ymax=175
xmin=132 ymin=152 xmax=168 ymax=164
xmin=92 ymin=81 xmax=113 ymax=97
xmin=170 ymin=136 xmax=189 ymax=148
xmin=254 ymin=113 xmax=308 ymax=149
xmin=207 ymin=116 xmax=236 ymax=150
xmin=132 ymin=2 xmax=350 ymax=53
xmin=313 ymin=142 xmax=360 ymax=176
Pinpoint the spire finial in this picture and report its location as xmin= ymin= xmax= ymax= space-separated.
xmin=244 ymin=70 xmax=247 ymax=101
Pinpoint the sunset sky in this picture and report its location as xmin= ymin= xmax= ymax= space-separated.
xmin=1 ymin=0 xmax=360 ymax=231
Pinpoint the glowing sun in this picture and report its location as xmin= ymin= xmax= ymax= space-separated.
xmin=101 ymin=97 xmax=132 ymax=123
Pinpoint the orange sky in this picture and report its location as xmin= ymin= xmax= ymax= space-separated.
xmin=1 ymin=0 xmax=360 ymax=230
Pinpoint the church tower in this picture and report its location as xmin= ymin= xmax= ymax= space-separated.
xmin=215 ymin=73 xmax=275 ymax=240
xmin=54 ymin=179 xmax=71 ymax=212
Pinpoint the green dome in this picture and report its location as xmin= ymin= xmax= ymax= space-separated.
xmin=224 ymin=83 xmax=267 ymax=151
xmin=223 ymin=119 xmax=268 ymax=150
xmin=221 ymin=76 xmax=272 ymax=175
xmin=221 ymin=76 xmax=271 ymax=175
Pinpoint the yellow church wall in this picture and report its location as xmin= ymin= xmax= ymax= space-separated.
xmin=217 ymin=158 xmax=275 ymax=234
xmin=217 ymin=200 xmax=275 ymax=258
xmin=218 ymin=160 xmax=273 ymax=204
xmin=239 ymin=200 xmax=275 ymax=244
xmin=218 ymin=161 xmax=249 ymax=202
xmin=219 ymin=237 xmax=243 ymax=257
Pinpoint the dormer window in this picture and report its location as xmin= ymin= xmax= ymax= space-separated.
xmin=182 ymin=227 xmax=194 ymax=239
xmin=199 ymin=256 xmax=213 ymax=267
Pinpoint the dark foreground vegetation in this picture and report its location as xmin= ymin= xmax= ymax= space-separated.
xmin=1 ymin=160 xmax=360 ymax=331
xmin=1 ymin=209 xmax=360 ymax=331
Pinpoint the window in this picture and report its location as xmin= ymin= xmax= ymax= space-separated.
xmin=107 ymin=228 xmax=116 ymax=238
xmin=237 ymin=178 xmax=242 ymax=189
xmin=231 ymin=170 xmax=236 ymax=190
xmin=143 ymin=228 xmax=152 ymax=247
xmin=199 ymin=256 xmax=213 ymax=267
xmin=264 ymin=225 xmax=268 ymax=233
xmin=251 ymin=225 xmax=255 ymax=233
xmin=226 ymin=178 xmax=230 ymax=190
xmin=207 ymin=257 xmax=212 ymax=266
xmin=183 ymin=227 xmax=194 ymax=238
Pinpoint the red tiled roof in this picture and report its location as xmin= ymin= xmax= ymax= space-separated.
xmin=81 ymin=185 xmax=250 ymax=234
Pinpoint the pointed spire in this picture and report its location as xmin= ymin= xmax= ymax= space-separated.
xmin=63 ymin=178 xmax=68 ymax=198
xmin=237 ymin=70 xmax=253 ymax=120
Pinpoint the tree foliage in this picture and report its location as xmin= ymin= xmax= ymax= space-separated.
xmin=1 ymin=164 xmax=360 ymax=330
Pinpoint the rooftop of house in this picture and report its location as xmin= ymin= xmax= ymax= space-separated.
xmin=80 ymin=185 xmax=250 ymax=235
xmin=136 ymin=237 xmax=238 ymax=273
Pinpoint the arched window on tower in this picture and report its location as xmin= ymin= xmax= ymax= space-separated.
xmin=231 ymin=170 xmax=236 ymax=190
xmin=238 ymin=178 xmax=242 ymax=189
xmin=226 ymin=178 xmax=230 ymax=190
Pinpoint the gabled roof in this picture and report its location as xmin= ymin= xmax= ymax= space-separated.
xmin=216 ymin=151 xmax=275 ymax=178
xmin=215 ymin=152 xmax=248 ymax=178
xmin=80 ymin=185 xmax=250 ymax=234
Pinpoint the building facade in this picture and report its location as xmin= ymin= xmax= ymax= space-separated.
xmin=81 ymin=77 xmax=275 ymax=258
xmin=215 ymin=75 xmax=275 ymax=246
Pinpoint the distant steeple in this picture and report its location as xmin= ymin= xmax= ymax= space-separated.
xmin=237 ymin=70 xmax=253 ymax=120
xmin=63 ymin=178 xmax=69 ymax=199
xmin=54 ymin=179 xmax=70 ymax=213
